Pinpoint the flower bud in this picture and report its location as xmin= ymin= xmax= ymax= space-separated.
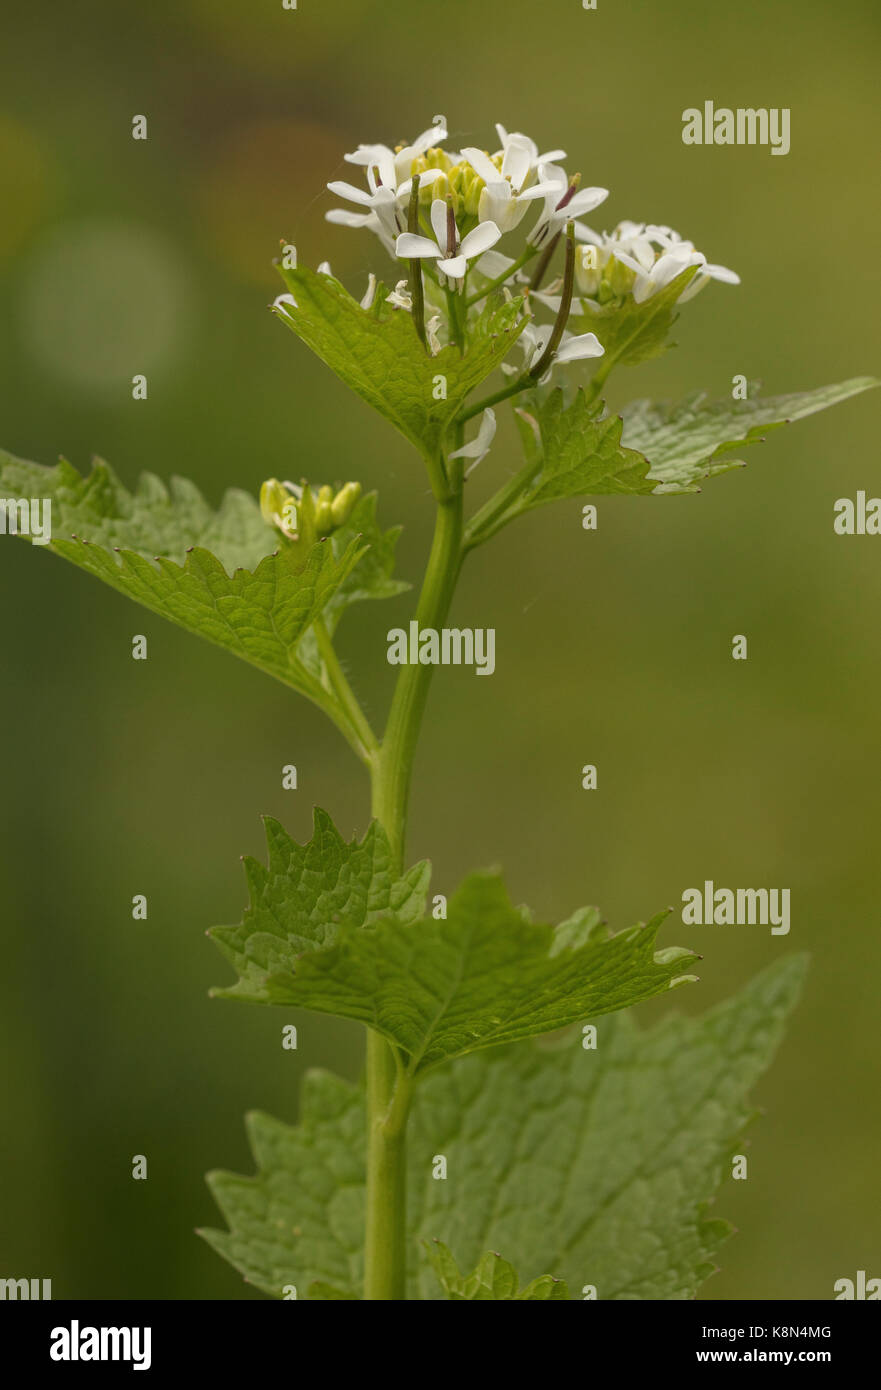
xmin=314 ymin=500 xmax=334 ymax=534
xmin=574 ymin=245 xmax=602 ymax=298
xmin=331 ymin=481 xmax=362 ymax=528
xmin=260 ymin=478 xmax=289 ymax=526
xmin=607 ymin=254 xmax=636 ymax=297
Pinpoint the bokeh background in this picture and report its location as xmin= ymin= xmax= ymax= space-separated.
xmin=1 ymin=0 xmax=879 ymax=1301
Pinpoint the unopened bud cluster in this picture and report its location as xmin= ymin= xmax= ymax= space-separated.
xmin=260 ymin=478 xmax=361 ymax=544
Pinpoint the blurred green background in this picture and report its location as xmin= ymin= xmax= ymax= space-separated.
xmin=1 ymin=0 xmax=879 ymax=1301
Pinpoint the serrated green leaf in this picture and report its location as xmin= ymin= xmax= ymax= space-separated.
xmin=621 ymin=377 xmax=880 ymax=494
xmin=233 ymin=867 xmax=698 ymax=1072
xmin=471 ymin=375 xmax=878 ymax=542
xmin=0 ymin=450 xmax=407 ymax=714
xmin=514 ymin=388 xmax=652 ymax=508
xmin=209 ymin=809 xmax=430 ymax=1004
xmin=427 ymin=1241 xmax=569 ymax=1300
xmin=201 ymin=957 xmax=805 ymax=1299
xmin=0 ymin=451 xmax=274 ymax=571
xmin=572 ymin=266 xmax=697 ymax=369
xmin=274 ymin=267 xmax=527 ymax=463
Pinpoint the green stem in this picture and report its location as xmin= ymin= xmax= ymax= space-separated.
xmin=363 ymin=441 xmax=465 ymax=1300
xmin=364 ymin=1032 xmax=411 ymax=1300
xmin=585 ymin=355 xmax=613 ymax=406
xmin=457 ymin=372 xmax=533 ymax=426
xmin=313 ymin=616 xmax=379 ymax=762
xmin=464 ymin=453 xmax=540 ymax=551
xmin=373 ymin=482 xmax=464 ymax=866
xmin=446 ymin=286 xmax=465 ymax=354
xmin=464 ymin=243 xmax=538 ymax=308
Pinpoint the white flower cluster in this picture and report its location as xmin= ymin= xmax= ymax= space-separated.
xmin=324 ymin=119 xmax=738 ymax=316
xmin=267 ymin=121 xmax=742 ymax=472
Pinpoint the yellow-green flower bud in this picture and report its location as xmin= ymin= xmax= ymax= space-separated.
xmin=607 ymin=254 xmax=637 ymax=297
xmin=317 ymin=484 xmax=334 ymax=505
xmin=260 ymin=478 xmax=288 ymax=526
xmin=574 ymin=245 xmax=603 ymax=298
xmin=331 ymin=480 xmax=362 ymax=528
xmin=260 ymin=478 xmax=299 ymax=538
xmin=314 ymin=500 xmax=334 ymax=534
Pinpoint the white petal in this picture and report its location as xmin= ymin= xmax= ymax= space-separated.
xmin=609 ymin=248 xmax=643 ymax=275
xmin=473 ymin=406 xmax=497 ymax=451
xmin=326 ymin=180 xmax=375 ymax=207
xmin=459 ymin=145 xmax=502 ymax=187
xmin=537 ymin=160 xmax=568 ymax=189
xmin=398 ymin=169 xmax=442 ymax=201
xmin=555 ymin=332 xmax=604 ymax=362
xmin=516 ymin=179 xmax=559 ymax=203
xmin=536 ymin=147 xmax=567 ymax=164
xmin=395 ymin=232 xmax=440 ymax=259
xmin=705 ymin=262 xmax=740 ymax=284
xmin=359 ymin=273 xmax=377 ymax=309
xmin=501 ymin=137 xmax=531 ymax=190
xmin=574 ymin=223 xmax=603 ymax=245
xmin=438 ymin=253 xmax=467 ymax=280
xmin=448 ymin=408 xmax=497 ymax=472
xmin=412 ymin=123 xmax=446 ymax=155
xmin=565 ymin=187 xmax=610 ymax=218
xmin=475 ymin=249 xmax=515 ymax=278
xmin=317 ymin=261 xmax=333 ymax=275
xmin=430 ymin=197 xmax=450 ymax=249
xmin=459 ymin=220 xmax=502 ymax=259
xmin=325 ymin=208 xmax=373 ymax=228
xmin=344 ymin=142 xmax=392 ymax=166
xmin=273 ymin=292 xmax=297 ymax=311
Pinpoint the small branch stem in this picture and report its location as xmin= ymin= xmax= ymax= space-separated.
xmin=456 ymin=373 xmax=533 ymax=426
xmin=465 ymin=244 xmax=538 ymax=307
xmin=313 ymin=616 xmax=379 ymax=761
xmin=464 ymin=453 xmax=540 ymax=551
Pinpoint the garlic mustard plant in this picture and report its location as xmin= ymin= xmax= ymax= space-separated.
xmin=1 ymin=118 xmax=876 ymax=1301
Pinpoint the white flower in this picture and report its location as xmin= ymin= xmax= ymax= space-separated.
xmin=504 ymin=320 xmax=604 ymax=381
xmin=325 ymin=186 xmax=402 ymax=254
xmin=326 ymin=129 xmax=449 ymax=254
xmin=643 ymin=225 xmax=740 ymax=301
xmin=460 ymin=141 xmax=558 ymax=233
xmin=343 ymin=121 xmax=449 ymax=188
xmin=273 ymin=291 xmax=298 ymax=312
xmin=494 ymin=123 xmax=567 ymax=172
xmin=448 ymin=408 xmax=497 ymax=474
xmin=360 ymin=273 xmax=377 ymax=309
xmin=529 ymin=162 xmax=609 ymax=245
xmin=395 ymin=198 xmax=502 ymax=290
xmin=607 ymin=225 xmax=739 ymax=304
